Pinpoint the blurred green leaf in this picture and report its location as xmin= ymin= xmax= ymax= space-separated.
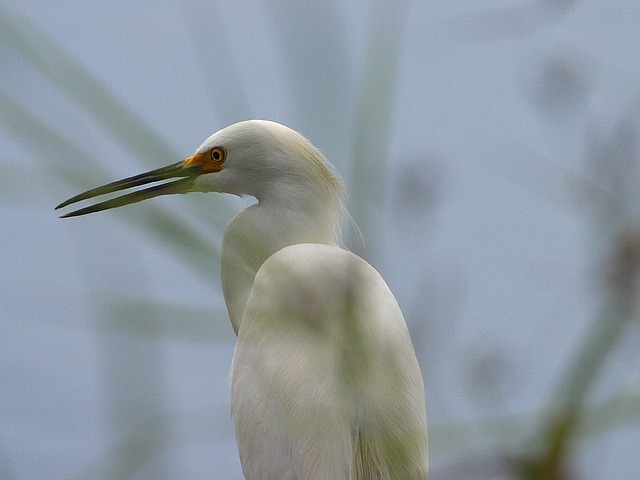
xmin=91 ymin=293 xmax=234 ymax=343
xmin=429 ymin=387 xmax=640 ymax=458
xmin=0 ymin=5 xmax=175 ymax=164
xmin=350 ymin=0 xmax=407 ymax=252
xmin=0 ymin=90 xmax=221 ymax=281
xmin=72 ymin=408 xmax=233 ymax=480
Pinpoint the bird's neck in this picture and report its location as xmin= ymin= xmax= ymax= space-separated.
xmin=221 ymin=198 xmax=341 ymax=334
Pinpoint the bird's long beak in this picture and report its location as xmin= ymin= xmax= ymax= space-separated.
xmin=56 ymin=153 xmax=210 ymax=218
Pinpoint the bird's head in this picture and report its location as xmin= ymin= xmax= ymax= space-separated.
xmin=56 ymin=120 xmax=344 ymax=218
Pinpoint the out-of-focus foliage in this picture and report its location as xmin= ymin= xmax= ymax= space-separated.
xmin=1 ymin=1 xmax=638 ymax=479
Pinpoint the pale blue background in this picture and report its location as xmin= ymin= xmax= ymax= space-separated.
xmin=1 ymin=1 xmax=639 ymax=479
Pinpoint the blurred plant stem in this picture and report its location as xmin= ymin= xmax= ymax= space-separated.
xmin=514 ymin=296 xmax=635 ymax=479
xmin=513 ymin=113 xmax=640 ymax=478
xmin=0 ymin=5 xmax=227 ymax=281
xmin=349 ymin=0 xmax=407 ymax=257
xmin=0 ymin=6 xmax=175 ymax=163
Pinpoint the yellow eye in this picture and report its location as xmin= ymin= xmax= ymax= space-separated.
xmin=211 ymin=147 xmax=226 ymax=163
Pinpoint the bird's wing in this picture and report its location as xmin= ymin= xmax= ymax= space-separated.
xmin=231 ymin=243 xmax=427 ymax=479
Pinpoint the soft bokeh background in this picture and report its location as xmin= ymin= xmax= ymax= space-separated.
xmin=2 ymin=1 xmax=639 ymax=478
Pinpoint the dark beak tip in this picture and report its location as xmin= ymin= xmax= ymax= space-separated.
xmin=55 ymin=161 xmax=200 ymax=218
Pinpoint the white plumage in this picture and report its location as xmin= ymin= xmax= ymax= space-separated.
xmin=57 ymin=120 xmax=428 ymax=479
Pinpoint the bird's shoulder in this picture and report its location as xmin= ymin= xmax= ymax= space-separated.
xmin=259 ymin=243 xmax=372 ymax=284
xmin=244 ymin=242 xmax=409 ymax=344
xmin=236 ymin=243 xmax=428 ymax=479
xmin=254 ymin=243 xmax=390 ymax=312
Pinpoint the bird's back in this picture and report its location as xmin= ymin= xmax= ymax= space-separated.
xmin=231 ymin=243 xmax=427 ymax=479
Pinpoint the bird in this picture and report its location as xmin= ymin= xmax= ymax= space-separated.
xmin=56 ymin=120 xmax=428 ymax=479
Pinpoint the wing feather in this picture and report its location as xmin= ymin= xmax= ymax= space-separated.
xmin=232 ymin=244 xmax=427 ymax=479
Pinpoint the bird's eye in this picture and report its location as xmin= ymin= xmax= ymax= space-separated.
xmin=211 ymin=147 xmax=226 ymax=163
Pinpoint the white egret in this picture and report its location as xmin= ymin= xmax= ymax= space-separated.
xmin=57 ymin=120 xmax=428 ymax=479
